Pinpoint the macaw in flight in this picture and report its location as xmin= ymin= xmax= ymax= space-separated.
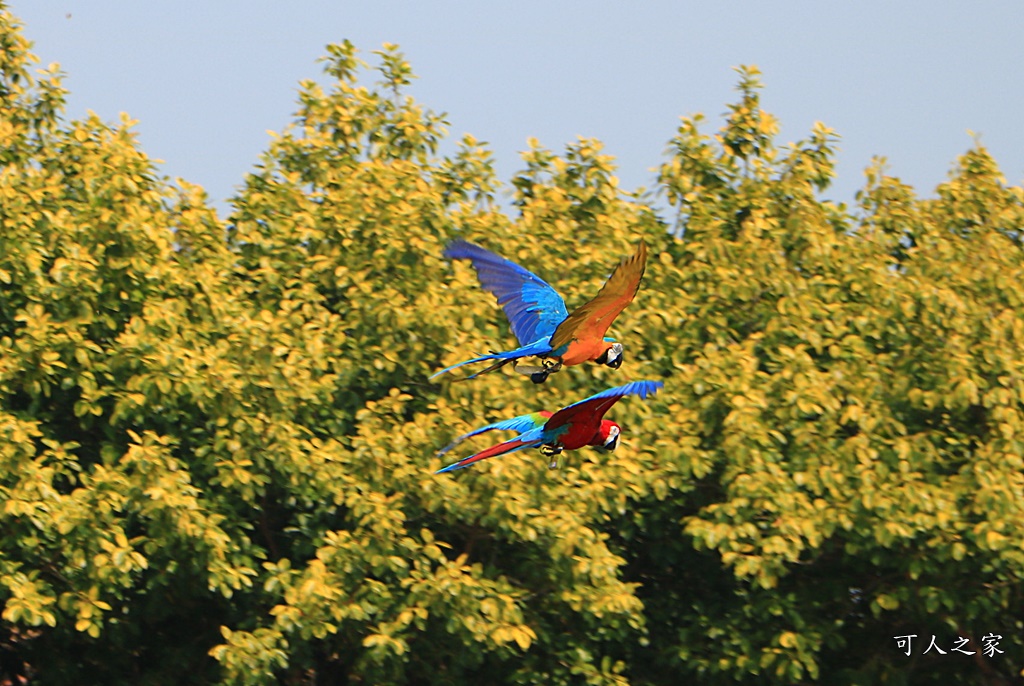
xmin=431 ymin=239 xmax=648 ymax=384
xmin=435 ymin=379 xmax=663 ymax=473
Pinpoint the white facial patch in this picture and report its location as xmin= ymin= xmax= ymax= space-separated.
xmin=604 ymin=424 xmax=621 ymax=449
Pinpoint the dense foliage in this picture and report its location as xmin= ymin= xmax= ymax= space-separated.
xmin=2 ymin=6 xmax=1024 ymax=684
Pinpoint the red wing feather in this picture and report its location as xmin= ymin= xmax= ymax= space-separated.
xmin=543 ymin=380 xmax=663 ymax=432
xmin=549 ymin=240 xmax=648 ymax=350
xmin=544 ymin=395 xmax=622 ymax=432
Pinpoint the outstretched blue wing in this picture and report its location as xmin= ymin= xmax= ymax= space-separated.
xmin=436 ymin=411 xmax=551 ymax=457
xmin=445 ymin=240 xmax=569 ymax=346
xmin=545 ymin=380 xmax=664 ymax=431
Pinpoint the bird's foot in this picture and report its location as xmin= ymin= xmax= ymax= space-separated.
xmin=540 ymin=441 xmax=565 ymax=468
xmin=515 ymin=358 xmax=561 ymax=382
xmin=541 ymin=358 xmax=563 ymax=373
xmin=540 ymin=444 xmax=562 ymax=459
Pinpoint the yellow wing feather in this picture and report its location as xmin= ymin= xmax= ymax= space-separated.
xmin=549 ymin=240 xmax=648 ymax=350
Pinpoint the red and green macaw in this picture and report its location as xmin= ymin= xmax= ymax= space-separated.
xmin=435 ymin=380 xmax=662 ymax=473
xmin=431 ymin=239 xmax=648 ymax=383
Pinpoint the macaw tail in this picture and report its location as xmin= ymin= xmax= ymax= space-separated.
xmin=429 ymin=353 xmax=515 ymax=381
xmin=434 ymin=437 xmax=543 ymax=474
xmin=436 ymin=411 xmax=551 ymax=458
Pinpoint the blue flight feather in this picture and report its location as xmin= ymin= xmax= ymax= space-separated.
xmin=548 ymin=380 xmax=664 ymax=427
xmin=564 ymin=380 xmax=664 ymax=409
xmin=444 ymin=240 xmax=569 ymax=346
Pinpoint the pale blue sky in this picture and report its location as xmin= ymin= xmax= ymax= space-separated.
xmin=10 ymin=2 xmax=1024 ymax=217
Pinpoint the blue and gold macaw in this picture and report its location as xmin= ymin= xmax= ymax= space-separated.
xmin=435 ymin=380 xmax=662 ymax=473
xmin=431 ymin=239 xmax=648 ymax=383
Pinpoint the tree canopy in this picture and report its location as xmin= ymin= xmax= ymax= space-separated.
xmin=2 ymin=7 xmax=1024 ymax=685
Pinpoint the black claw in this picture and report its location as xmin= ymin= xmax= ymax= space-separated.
xmin=530 ymin=371 xmax=549 ymax=384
